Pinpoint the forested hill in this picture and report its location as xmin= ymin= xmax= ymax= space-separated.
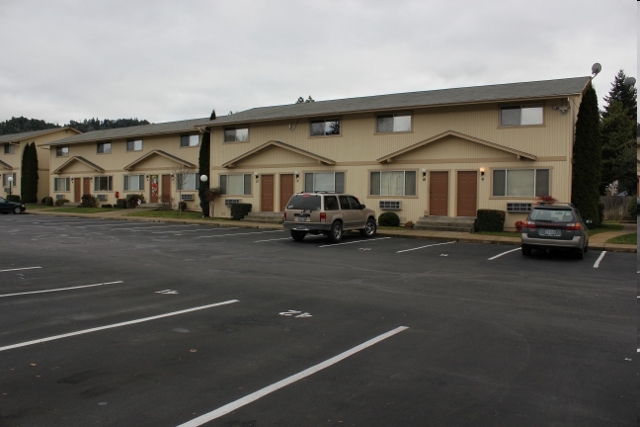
xmin=0 ymin=116 xmax=150 ymax=135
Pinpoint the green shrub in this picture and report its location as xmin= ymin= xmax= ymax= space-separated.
xmin=179 ymin=201 xmax=187 ymax=212
xmin=42 ymin=196 xmax=53 ymax=206
xmin=55 ymin=198 xmax=69 ymax=207
xmin=102 ymin=204 xmax=113 ymax=209
xmin=627 ymin=198 xmax=637 ymax=219
xmin=81 ymin=194 xmax=98 ymax=208
xmin=126 ymin=194 xmax=144 ymax=208
xmin=597 ymin=202 xmax=604 ymax=227
xmin=116 ymin=198 xmax=127 ymax=209
xmin=378 ymin=212 xmax=400 ymax=227
xmin=474 ymin=209 xmax=505 ymax=232
xmin=230 ymin=203 xmax=252 ymax=220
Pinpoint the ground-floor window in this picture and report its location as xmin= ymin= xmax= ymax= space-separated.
xmin=220 ymin=174 xmax=251 ymax=195
xmin=369 ymin=170 xmax=416 ymax=196
xmin=492 ymin=168 xmax=549 ymax=197
xmin=177 ymin=173 xmax=198 ymax=191
xmin=94 ymin=176 xmax=113 ymax=192
xmin=3 ymin=173 xmax=16 ymax=188
xmin=54 ymin=177 xmax=70 ymax=192
xmin=124 ymin=175 xmax=144 ymax=191
xmin=304 ymin=172 xmax=344 ymax=193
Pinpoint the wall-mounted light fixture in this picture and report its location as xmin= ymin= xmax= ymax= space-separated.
xmin=254 ymin=171 xmax=259 ymax=183
xmin=71 ymin=177 xmax=74 ymax=183
xmin=421 ymin=168 xmax=427 ymax=181
xmin=145 ymin=174 xmax=149 ymax=181
xmin=294 ymin=171 xmax=299 ymax=182
xmin=480 ymin=167 xmax=485 ymax=181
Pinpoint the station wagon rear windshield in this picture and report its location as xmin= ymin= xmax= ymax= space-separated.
xmin=287 ymin=194 xmax=321 ymax=210
xmin=530 ymin=208 xmax=575 ymax=222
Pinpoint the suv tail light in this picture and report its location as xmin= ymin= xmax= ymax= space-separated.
xmin=565 ymin=223 xmax=581 ymax=231
xmin=320 ymin=212 xmax=327 ymax=222
xmin=522 ymin=220 xmax=536 ymax=229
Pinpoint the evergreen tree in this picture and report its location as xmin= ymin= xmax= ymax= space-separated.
xmin=0 ymin=117 xmax=58 ymax=135
xmin=571 ymin=83 xmax=601 ymax=226
xmin=600 ymin=101 xmax=636 ymax=195
xmin=602 ymin=69 xmax=637 ymax=125
xmin=198 ymin=109 xmax=216 ymax=217
xmin=20 ymin=143 xmax=38 ymax=202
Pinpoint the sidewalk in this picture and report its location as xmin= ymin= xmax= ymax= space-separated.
xmin=26 ymin=208 xmax=637 ymax=253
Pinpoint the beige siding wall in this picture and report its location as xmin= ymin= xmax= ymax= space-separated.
xmin=210 ymin=98 xmax=580 ymax=229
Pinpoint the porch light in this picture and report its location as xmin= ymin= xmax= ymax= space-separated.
xmin=480 ymin=167 xmax=485 ymax=180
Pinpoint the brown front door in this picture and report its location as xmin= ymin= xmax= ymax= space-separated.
xmin=280 ymin=174 xmax=294 ymax=211
xmin=83 ymin=177 xmax=91 ymax=195
xmin=161 ymin=175 xmax=171 ymax=204
xmin=74 ymin=179 xmax=81 ymax=202
xmin=457 ymin=171 xmax=478 ymax=217
xmin=261 ymin=174 xmax=274 ymax=212
xmin=150 ymin=175 xmax=159 ymax=203
xmin=429 ymin=171 xmax=448 ymax=216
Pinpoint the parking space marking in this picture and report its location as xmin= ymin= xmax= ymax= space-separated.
xmin=396 ymin=241 xmax=455 ymax=253
xmin=0 ymin=266 xmax=42 ymax=273
xmin=255 ymin=237 xmax=292 ymax=242
xmin=0 ymin=299 xmax=239 ymax=352
xmin=593 ymin=251 xmax=607 ymax=268
xmin=0 ymin=281 xmax=124 ymax=298
xmin=488 ymin=247 xmax=521 ymax=260
xmin=196 ymin=230 xmax=284 ymax=238
xmin=176 ymin=326 xmax=409 ymax=427
xmin=318 ymin=237 xmax=391 ymax=247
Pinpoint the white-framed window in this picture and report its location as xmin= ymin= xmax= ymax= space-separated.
xmin=2 ymin=173 xmax=16 ymax=187
xmin=4 ymin=144 xmax=15 ymax=154
xmin=177 ymin=173 xmax=198 ymax=191
xmin=304 ymin=172 xmax=345 ymax=193
xmin=224 ymin=127 xmax=249 ymax=142
xmin=310 ymin=119 xmax=341 ymax=136
xmin=124 ymin=174 xmax=144 ymax=191
xmin=54 ymin=177 xmax=70 ymax=192
xmin=220 ymin=174 xmax=252 ymax=195
xmin=94 ymin=176 xmax=113 ymax=191
xmin=492 ymin=169 xmax=550 ymax=197
xmin=97 ymin=142 xmax=111 ymax=154
xmin=56 ymin=146 xmax=69 ymax=157
xmin=126 ymin=139 xmax=142 ymax=151
xmin=180 ymin=134 xmax=199 ymax=147
xmin=376 ymin=113 xmax=412 ymax=133
xmin=369 ymin=171 xmax=417 ymax=196
xmin=500 ymin=105 xmax=543 ymax=126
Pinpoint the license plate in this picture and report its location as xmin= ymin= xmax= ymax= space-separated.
xmin=539 ymin=229 xmax=558 ymax=236
xmin=296 ymin=216 xmax=309 ymax=222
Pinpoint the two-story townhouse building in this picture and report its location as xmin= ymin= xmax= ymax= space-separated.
xmin=0 ymin=127 xmax=81 ymax=200
xmin=199 ymin=76 xmax=592 ymax=230
xmin=40 ymin=118 xmax=211 ymax=207
xmin=636 ymin=137 xmax=639 ymax=196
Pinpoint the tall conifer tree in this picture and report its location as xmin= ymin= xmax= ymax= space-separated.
xmin=198 ymin=109 xmax=216 ymax=216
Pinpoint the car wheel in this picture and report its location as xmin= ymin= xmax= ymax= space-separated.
xmin=12 ymin=207 xmax=21 ymax=214
xmin=290 ymin=230 xmax=306 ymax=242
xmin=328 ymin=221 xmax=343 ymax=243
xmin=360 ymin=218 xmax=377 ymax=237
xmin=574 ymin=248 xmax=584 ymax=260
xmin=521 ymin=245 xmax=532 ymax=256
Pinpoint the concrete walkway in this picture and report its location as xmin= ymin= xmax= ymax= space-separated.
xmin=26 ymin=208 xmax=637 ymax=253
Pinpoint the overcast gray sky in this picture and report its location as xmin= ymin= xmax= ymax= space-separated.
xmin=1 ymin=0 xmax=637 ymax=125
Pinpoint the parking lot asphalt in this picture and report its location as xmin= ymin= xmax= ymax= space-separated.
xmin=0 ymin=213 xmax=637 ymax=427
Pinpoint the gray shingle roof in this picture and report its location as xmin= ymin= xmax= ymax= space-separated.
xmin=203 ymin=76 xmax=591 ymax=126
xmin=0 ymin=127 xmax=76 ymax=143
xmin=43 ymin=117 xmax=211 ymax=147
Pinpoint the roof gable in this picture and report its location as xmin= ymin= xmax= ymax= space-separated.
xmin=222 ymin=140 xmax=335 ymax=168
xmin=53 ymin=156 xmax=104 ymax=174
xmin=123 ymin=150 xmax=195 ymax=171
xmin=0 ymin=159 xmax=12 ymax=170
xmin=377 ymin=130 xmax=537 ymax=163
xmin=0 ymin=127 xmax=81 ymax=144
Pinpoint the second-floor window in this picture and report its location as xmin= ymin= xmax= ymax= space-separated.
xmin=376 ymin=113 xmax=412 ymax=133
xmin=4 ymin=144 xmax=15 ymax=154
xmin=180 ymin=135 xmax=199 ymax=147
xmin=56 ymin=146 xmax=69 ymax=157
xmin=97 ymin=142 xmax=111 ymax=154
xmin=310 ymin=119 xmax=341 ymax=136
xmin=500 ymin=105 xmax=543 ymax=126
xmin=224 ymin=127 xmax=249 ymax=142
xmin=126 ymin=139 xmax=143 ymax=151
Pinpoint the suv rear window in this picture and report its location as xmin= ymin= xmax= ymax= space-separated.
xmin=530 ymin=208 xmax=575 ymax=222
xmin=287 ymin=194 xmax=321 ymax=210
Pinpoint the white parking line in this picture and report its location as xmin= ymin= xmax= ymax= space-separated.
xmin=0 ymin=281 xmax=124 ymax=298
xmin=488 ymin=247 xmax=521 ymax=260
xmin=0 ymin=299 xmax=239 ymax=352
xmin=196 ymin=230 xmax=283 ymax=238
xmin=593 ymin=251 xmax=607 ymax=268
xmin=396 ymin=241 xmax=455 ymax=253
xmin=319 ymin=237 xmax=391 ymax=247
xmin=255 ymin=237 xmax=292 ymax=242
xmin=175 ymin=326 xmax=409 ymax=427
xmin=0 ymin=266 xmax=42 ymax=273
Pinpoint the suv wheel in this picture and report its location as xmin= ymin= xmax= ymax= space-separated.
xmin=574 ymin=247 xmax=585 ymax=260
xmin=290 ymin=230 xmax=306 ymax=242
xmin=521 ymin=245 xmax=532 ymax=256
xmin=360 ymin=218 xmax=377 ymax=238
xmin=328 ymin=221 xmax=343 ymax=243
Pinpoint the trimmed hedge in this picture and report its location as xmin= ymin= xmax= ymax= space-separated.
xmin=378 ymin=212 xmax=400 ymax=227
xmin=81 ymin=194 xmax=98 ymax=208
xmin=230 ymin=203 xmax=252 ymax=220
xmin=7 ymin=195 xmax=21 ymax=203
xmin=474 ymin=209 xmax=505 ymax=232
xmin=55 ymin=198 xmax=69 ymax=207
xmin=116 ymin=198 xmax=127 ymax=209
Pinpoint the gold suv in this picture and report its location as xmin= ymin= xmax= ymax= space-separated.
xmin=283 ymin=192 xmax=377 ymax=243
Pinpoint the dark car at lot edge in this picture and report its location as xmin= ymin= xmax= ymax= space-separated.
xmin=520 ymin=203 xmax=589 ymax=259
xmin=283 ymin=192 xmax=377 ymax=243
xmin=0 ymin=197 xmax=25 ymax=214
